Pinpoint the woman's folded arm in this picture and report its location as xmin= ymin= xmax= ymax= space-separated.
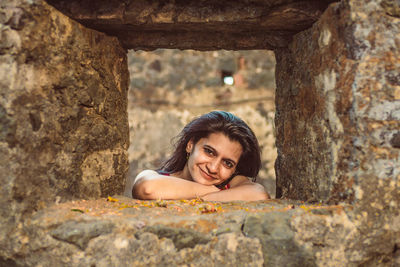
xmin=132 ymin=170 xmax=220 ymax=200
xmin=133 ymin=171 xmax=269 ymax=201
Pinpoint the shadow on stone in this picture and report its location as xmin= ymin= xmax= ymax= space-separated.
xmin=243 ymin=211 xmax=316 ymax=267
xmin=50 ymin=220 xmax=114 ymax=250
xmin=137 ymin=225 xmax=211 ymax=250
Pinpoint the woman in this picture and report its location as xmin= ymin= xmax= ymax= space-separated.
xmin=132 ymin=111 xmax=270 ymax=201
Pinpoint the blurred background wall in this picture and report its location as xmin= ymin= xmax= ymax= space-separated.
xmin=124 ymin=49 xmax=277 ymax=198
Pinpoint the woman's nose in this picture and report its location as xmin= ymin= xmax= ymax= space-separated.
xmin=207 ymin=160 xmax=219 ymax=174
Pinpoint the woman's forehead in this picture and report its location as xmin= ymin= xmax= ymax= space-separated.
xmin=197 ymin=132 xmax=243 ymax=160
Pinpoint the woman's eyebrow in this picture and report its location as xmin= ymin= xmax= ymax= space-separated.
xmin=204 ymin=144 xmax=237 ymax=165
xmin=204 ymin=144 xmax=217 ymax=154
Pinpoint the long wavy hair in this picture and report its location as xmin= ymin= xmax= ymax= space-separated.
xmin=158 ymin=111 xmax=261 ymax=188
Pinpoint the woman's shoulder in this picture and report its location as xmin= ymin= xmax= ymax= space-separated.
xmin=136 ymin=170 xmax=171 ymax=180
xmin=135 ymin=170 xmax=159 ymax=180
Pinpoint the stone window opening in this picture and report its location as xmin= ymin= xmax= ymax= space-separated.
xmin=124 ymin=49 xmax=277 ymax=199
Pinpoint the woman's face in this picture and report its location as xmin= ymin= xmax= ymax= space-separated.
xmin=184 ymin=132 xmax=243 ymax=186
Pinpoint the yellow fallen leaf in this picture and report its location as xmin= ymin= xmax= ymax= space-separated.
xmin=199 ymin=203 xmax=217 ymax=213
xmin=155 ymin=199 xmax=167 ymax=207
xmin=107 ymin=196 xmax=119 ymax=202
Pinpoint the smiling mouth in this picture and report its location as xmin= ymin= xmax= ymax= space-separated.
xmin=199 ymin=168 xmax=216 ymax=181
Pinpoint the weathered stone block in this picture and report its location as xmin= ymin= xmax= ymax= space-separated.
xmin=275 ymin=0 xmax=400 ymax=206
xmin=0 ymin=0 xmax=129 ymax=257
xmin=46 ymin=0 xmax=337 ymax=50
xmin=4 ymin=197 xmax=396 ymax=266
xmin=274 ymin=0 xmax=400 ymax=264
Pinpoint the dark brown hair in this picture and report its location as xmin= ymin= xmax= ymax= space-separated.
xmin=159 ymin=111 xmax=261 ymax=187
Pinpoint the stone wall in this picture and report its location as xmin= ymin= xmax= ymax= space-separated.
xmin=124 ymin=49 xmax=277 ymax=197
xmin=275 ymin=0 xmax=400 ymax=204
xmin=0 ymin=0 xmax=129 ymax=256
xmin=275 ymin=0 xmax=400 ymax=264
xmin=1 ymin=0 xmax=399 ymax=265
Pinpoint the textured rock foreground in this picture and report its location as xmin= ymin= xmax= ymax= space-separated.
xmin=1 ymin=0 xmax=399 ymax=265
xmin=9 ymin=196 xmax=400 ymax=266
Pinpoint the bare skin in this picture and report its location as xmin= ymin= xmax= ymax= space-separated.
xmin=132 ymin=132 xmax=270 ymax=201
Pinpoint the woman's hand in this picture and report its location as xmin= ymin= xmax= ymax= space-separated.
xmin=201 ymin=175 xmax=270 ymax=202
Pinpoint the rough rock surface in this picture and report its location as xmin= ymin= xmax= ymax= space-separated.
xmin=275 ymin=1 xmax=400 ymax=265
xmin=46 ymin=0 xmax=337 ymax=50
xmin=0 ymin=0 xmax=129 ymax=260
xmin=275 ymin=0 xmax=400 ymax=203
xmin=3 ymin=196 xmax=399 ymax=266
xmin=125 ymin=50 xmax=277 ymax=198
xmin=1 ymin=0 xmax=399 ymax=266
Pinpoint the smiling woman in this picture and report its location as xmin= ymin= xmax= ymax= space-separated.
xmin=132 ymin=111 xmax=270 ymax=201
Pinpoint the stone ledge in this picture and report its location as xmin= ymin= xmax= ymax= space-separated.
xmin=7 ymin=196 xmax=397 ymax=266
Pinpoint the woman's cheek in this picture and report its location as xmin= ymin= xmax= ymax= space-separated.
xmin=220 ymin=169 xmax=232 ymax=180
xmin=195 ymin=153 xmax=208 ymax=162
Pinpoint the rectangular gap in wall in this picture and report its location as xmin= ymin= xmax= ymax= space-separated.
xmin=124 ymin=49 xmax=277 ymax=198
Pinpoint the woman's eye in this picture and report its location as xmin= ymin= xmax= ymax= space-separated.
xmin=224 ymin=160 xmax=234 ymax=168
xmin=204 ymin=147 xmax=214 ymax=155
